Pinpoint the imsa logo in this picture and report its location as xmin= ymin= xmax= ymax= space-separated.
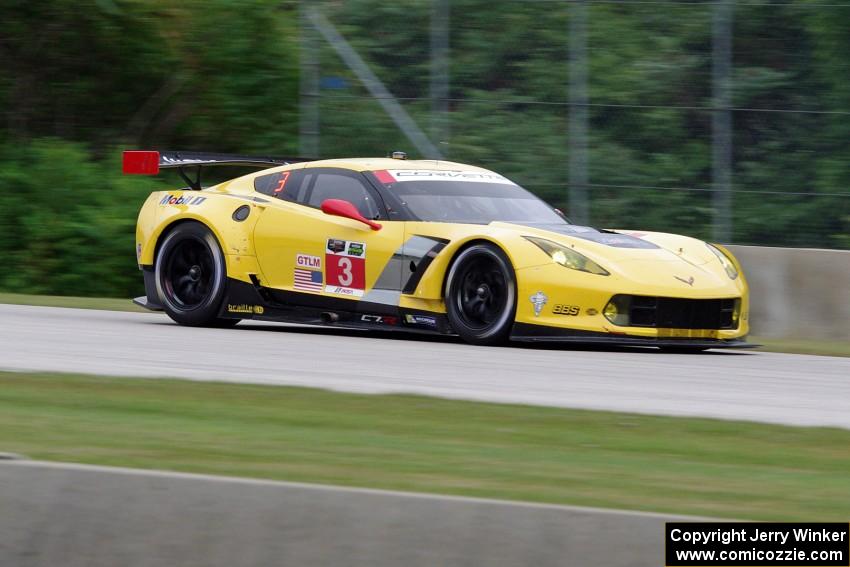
xmin=552 ymin=304 xmax=580 ymax=316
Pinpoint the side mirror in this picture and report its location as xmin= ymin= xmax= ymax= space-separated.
xmin=320 ymin=199 xmax=382 ymax=231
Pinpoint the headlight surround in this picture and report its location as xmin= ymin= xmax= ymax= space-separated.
xmin=603 ymin=295 xmax=631 ymax=326
xmin=707 ymin=244 xmax=738 ymax=280
xmin=524 ymin=237 xmax=610 ymax=276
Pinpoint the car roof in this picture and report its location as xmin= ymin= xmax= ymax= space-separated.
xmin=298 ymin=157 xmax=494 ymax=173
xmin=221 ymin=157 xmax=501 ymax=195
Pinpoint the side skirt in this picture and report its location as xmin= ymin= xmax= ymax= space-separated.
xmin=134 ymin=266 xmax=163 ymax=311
xmin=218 ymin=278 xmax=452 ymax=335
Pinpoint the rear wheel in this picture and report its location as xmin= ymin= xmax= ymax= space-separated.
xmin=445 ymin=243 xmax=517 ymax=345
xmin=155 ymin=222 xmax=235 ymax=327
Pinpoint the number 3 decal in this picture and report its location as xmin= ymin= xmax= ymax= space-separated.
xmin=338 ymin=257 xmax=353 ymax=286
xmin=325 ymin=239 xmax=366 ymax=295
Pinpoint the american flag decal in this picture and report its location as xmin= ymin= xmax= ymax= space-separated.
xmin=294 ymin=268 xmax=323 ymax=292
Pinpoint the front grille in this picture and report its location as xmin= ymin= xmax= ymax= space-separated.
xmin=621 ymin=295 xmax=739 ymax=330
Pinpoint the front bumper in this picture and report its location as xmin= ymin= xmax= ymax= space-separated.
xmin=513 ymin=262 xmax=751 ymax=342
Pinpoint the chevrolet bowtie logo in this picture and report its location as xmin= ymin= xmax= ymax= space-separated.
xmin=675 ymin=275 xmax=695 ymax=286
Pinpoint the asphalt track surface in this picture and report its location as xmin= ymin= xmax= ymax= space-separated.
xmin=1 ymin=304 xmax=849 ymax=428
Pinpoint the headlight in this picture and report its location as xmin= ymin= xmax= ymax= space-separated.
xmin=707 ymin=244 xmax=738 ymax=280
xmin=524 ymin=237 xmax=610 ymax=276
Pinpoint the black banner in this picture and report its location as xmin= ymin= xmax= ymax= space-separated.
xmin=666 ymin=522 xmax=849 ymax=566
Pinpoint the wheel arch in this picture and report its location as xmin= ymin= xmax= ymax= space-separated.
xmin=440 ymin=238 xmax=515 ymax=300
xmin=151 ymin=216 xmax=228 ymax=267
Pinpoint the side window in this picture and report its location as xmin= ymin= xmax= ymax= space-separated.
xmin=254 ymin=170 xmax=308 ymax=202
xmin=306 ymin=172 xmax=382 ymax=219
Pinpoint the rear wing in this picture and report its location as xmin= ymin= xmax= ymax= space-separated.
xmin=122 ymin=150 xmax=309 ymax=190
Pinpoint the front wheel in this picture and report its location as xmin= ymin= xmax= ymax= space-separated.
xmin=155 ymin=222 xmax=232 ymax=327
xmin=445 ymin=243 xmax=517 ymax=345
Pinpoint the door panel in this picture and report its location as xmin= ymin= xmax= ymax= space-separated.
xmin=253 ymin=201 xmax=405 ymax=305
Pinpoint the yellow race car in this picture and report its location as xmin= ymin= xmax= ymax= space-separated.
xmin=125 ymin=150 xmax=751 ymax=350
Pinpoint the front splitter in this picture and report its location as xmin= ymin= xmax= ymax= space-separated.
xmin=511 ymin=323 xmax=756 ymax=349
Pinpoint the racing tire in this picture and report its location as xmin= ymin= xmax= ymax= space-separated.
xmin=445 ymin=243 xmax=517 ymax=346
xmin=155 ymin=222 xmax=234 ymax=327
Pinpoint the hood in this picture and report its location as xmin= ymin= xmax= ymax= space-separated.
xmin=500 ymin=222 xmax=715 ymax=263
xmin=514 ymin=223 xmax=659 ymax=249
xmin=497 ymin=222 xmax=733 ymax=293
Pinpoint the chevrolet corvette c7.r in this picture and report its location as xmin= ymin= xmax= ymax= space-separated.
xmin=125 ymin=150 xmax=751 ymax=350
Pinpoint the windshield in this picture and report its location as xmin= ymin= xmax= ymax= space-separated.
xmin=371 ymin=169 xmax=567 ymax=224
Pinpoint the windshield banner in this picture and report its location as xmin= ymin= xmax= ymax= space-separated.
xmin=374 ymin=169 xmax=517 ymax=185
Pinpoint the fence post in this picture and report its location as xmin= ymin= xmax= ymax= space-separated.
xmin=568 ymin=0 xmax=590 ymax=225
xmin=306 ymin=7 xmax=443 ymax=159
xmin=712 ymin=0 xmax=733 ymax=242
xmin=431 ymin=0 xmax=450 ymax=152
xmin=299 ymin=0 xmax=320 ymax=159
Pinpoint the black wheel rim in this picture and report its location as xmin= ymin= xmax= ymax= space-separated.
xmin=162 ymin=237 xmax=215 ymax=310
xmin=454 ymin=255 xmax=508 ymax=330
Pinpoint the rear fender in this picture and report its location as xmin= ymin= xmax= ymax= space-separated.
xmin=136 ymin=191 xmax=265 ymax=284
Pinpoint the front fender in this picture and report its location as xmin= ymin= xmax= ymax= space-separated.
xmin=401 ymin=223 xmax=551 ymax=301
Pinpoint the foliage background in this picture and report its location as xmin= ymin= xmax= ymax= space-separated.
xmin=0 ymin=0 xmax=847 ymax=297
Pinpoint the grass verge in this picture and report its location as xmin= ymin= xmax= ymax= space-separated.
xmin=1 ymin=371 xmax=848 ymax=520
xmin=753 ymin=337 xmax=850 ymax=358
xmin=0 ymin=292 xmax=146 ymax=313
